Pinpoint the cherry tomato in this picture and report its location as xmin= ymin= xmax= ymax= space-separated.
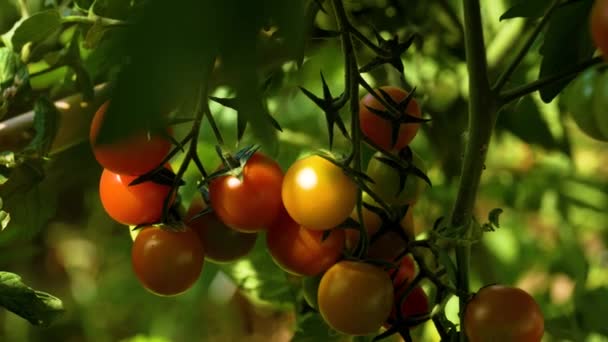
xmin=318 ymin=261 xmax=394 ymax=336
xmin=389 ymin=255 xmax=416 ymax=290
xmin=359 ymin=86 xmax=422 ymax=151
xmin=187 ymin=196 xmax=257 ymax=263
xmin=90 ymin=101 xmax=171 ymax=175
xmin=282 ymin=155 xmax=357 ymax=230
xmin=131 ymin=225 xmax=204 ymax=296
xmin=464 ymin=285 xmax=544 ymax=342
xmin=366 ymin=150 xmax=428 ymax=206
xmin=209 ymin=153 xmax=283 ymax=232
xmin=99 ymin=166 xmax=174 ymax=225
xmin=591 ymin=0 xmax=608 ymax=60
xmin=266 ymin=208 xmax=344 ymax=276
xmin=302 ymin=274 xmax=323 ymax=309
xmin=388 ymin=286 xmax=429 ymax=327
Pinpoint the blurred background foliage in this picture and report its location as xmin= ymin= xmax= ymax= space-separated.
xmin=0 ymin=0 xmax=607 ymax=341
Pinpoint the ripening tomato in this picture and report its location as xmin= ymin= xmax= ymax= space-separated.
xmin=209 ymin=153 xmax=283 ymax=232
xmin=131 ymin=225 xmax=204 ymax=296
xmin=359 ymin=86 xmax=422 ymax=151
xmin=464 ymin=285 xmax=544 ymax=342
xmin=591 ymin=0 xmax=608 ymax=59
xmin=388 ymin=286 xmax=430 ymax=327
xmin=90 ymin=101 xmax=171 ymax=175
xmin=318 ymin=261 xmax=394 ymax=336
xmin=187 ymin=196 xmax=257 ymax=263
xmin=266 ymin=208 xmax=344 ymax=276
xmin=99 ymin=166 xmax=174 ymax=225
xmin=366 ymin=150 xmax=428 ymax=206
xmin=282 ymin=155 xmax=358 ymax=230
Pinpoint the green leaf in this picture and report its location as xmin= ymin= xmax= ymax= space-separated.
xmin=91 ymin=0 xmax=133 ymax=19
xmin=0 ymin=197 xmax=9 ymax=231
xmin=544 ymin=315 xmax=584 ymax=341
xmin=0 ymin=47 xmax=29 ymax=119
xmin=500 ymin=0 xmax=551 ymax=20
xmin=576 ymin=287 xmax=608 ymax=335
xmin=497 ymin=96 xmax=568 ymax=154
xmin=23 ymin=97 xmax=60 ymax=157
xmin=9 ymin=10 xmax=62 ymax=52
xmin=549 ymin=240 xmax=589 ymax=283
xmin=0 ymin=271 xmax=64 ymax=326
xmin=538 ymin=0 xmax=595 ymax=103
xmin=0 ymin=160 xmax=57 ymax=243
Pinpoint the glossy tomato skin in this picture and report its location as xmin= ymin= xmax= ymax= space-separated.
xmin=131 ymin=225 xmax=204 ymax=296
xmin=318 ymin=261 xmax=394 ymax=336
xmin=388 ymin=286 xmax=429 ymax=327
xmin=266 ymin=208 xmax=345 ymax=276
xmin=366 ymin=150 xmax=428 ymax=206
xmin=359 ymin=86 xmax=422 ymax=151
xmin=187 ymin=196 xmax=257 ymax=263
xmin=464 ymin=285 xmax=544 ymax=342
xmin=209 ymin=153 xmax=283 ymax=232
xmin=282 ymin=155 xmax=357 ymax=230
xmin=99 ymin=166 xmax=174 ymax=225
xmin=591 ymin=0 xmax=608 ymax=59
xmin=90 ymin=101 xmax=171 ymax=176
xmin=390 ymin=255 xmax=416 ymax=290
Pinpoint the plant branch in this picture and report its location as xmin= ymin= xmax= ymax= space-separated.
xmin=499 ymin=56 xmax=604 ymax=105
xmin=18 ymin=0 xmax=29 ymax=18
xmin=493 ymin=0 xmax=560 ymax=92
xmin=61 ymin=15 xmax=129 ymax=28
xmin=455 ymin=0 xmax=498 ymax=340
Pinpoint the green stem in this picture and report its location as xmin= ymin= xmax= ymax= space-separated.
xmin=18 ymin=0 xmax=29 ymax=18
xmin=499 ymin=56 xmax=603 ymax=105
xmin=456 ymin=0 xmax=498 ymax=340
xmin=493 ymin=0 xmax=560 ymax=92
xmin=61 ymin=15 xmax=128 ymax=27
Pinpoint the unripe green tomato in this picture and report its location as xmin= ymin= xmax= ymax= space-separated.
xmin=366 ymin=150 xmax=428 ymax=206
xmin=562 ymin=67 xmax=608 ymax=141
xmin=592 ymin=69 xmax=608 ymax=139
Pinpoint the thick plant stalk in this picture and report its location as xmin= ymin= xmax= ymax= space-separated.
xmin=454 ymin=0 xmax=498 ymax=340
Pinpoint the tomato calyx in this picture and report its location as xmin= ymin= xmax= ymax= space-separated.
xmin=209 ymin=96 xmax=282 ymax=141
xmin=299 ymin=72 xmax=350 ymax=149
xmin=358 ymin=32 xmax=420 ymax=74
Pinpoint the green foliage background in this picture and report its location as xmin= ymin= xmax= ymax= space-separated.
xmin=0 ymin=0 xmax=607 ymax=341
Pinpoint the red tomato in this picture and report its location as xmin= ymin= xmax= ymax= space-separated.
xmin=186 ymin=196 xmax=257 ymax=263
xmin=266 ymin=208 xmax=344 ymax=276
xmin=359 ymin=86 xmax=422 ymax=151
xmin=131 ymin=225 xmax=204 ymax=296
xmin=282 ymin=155 xmax=357 ymax=230
xmin=389 ymin=255 xmax=417 ymax=290
xmin=99 ymin=166 xmax=174 ymax=225
xmin=591 ymin=0 xmax=608 ymax=59
xmin=464 ymin=285 xmax=544 ymax=342
xmin=209 ymin=153 xmax=283 ymax=232
xmin=388 ymin=286 xmax=429 ymax=327
xmin=90 ymin=101 xmax=171 ymax=175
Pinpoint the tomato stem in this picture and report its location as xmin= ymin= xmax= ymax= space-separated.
xmin=455 ymin=0 xmax=498 ymax=340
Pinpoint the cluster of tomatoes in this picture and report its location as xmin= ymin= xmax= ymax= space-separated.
xmin=89 ymin=86 xmax=544 ymax=340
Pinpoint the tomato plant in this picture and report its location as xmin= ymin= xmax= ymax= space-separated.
xmin=131 ymin=225 xmax=205 ymax=296
xmin=366 ymin=149 xmax=428 ymax=206
xmin=562 ymin=67 xmax=608 ymax=141
xmin=464 ymin=285 xmax=544 ymax=342
xmin=359 ymin=86 xmax=422 ymax=151
xmin=282 ymin=155 xmax=358 ymax=230
xmin=591 ymin=0 xmax=608 ymax=60
xmin=318 ymin=261 xmax=394 ymax=336
xmin=209 ymin=152 xmax=283 ymax=232
xmin=99 ymin=166 xmax=174 ymax=225
xmin=266 ymin=208 xmax=344 ymax=276
xmin=90 ymin=101 xmax=172 ymax=176
xmin=186 ymin=196 xmax=257 ymax=263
